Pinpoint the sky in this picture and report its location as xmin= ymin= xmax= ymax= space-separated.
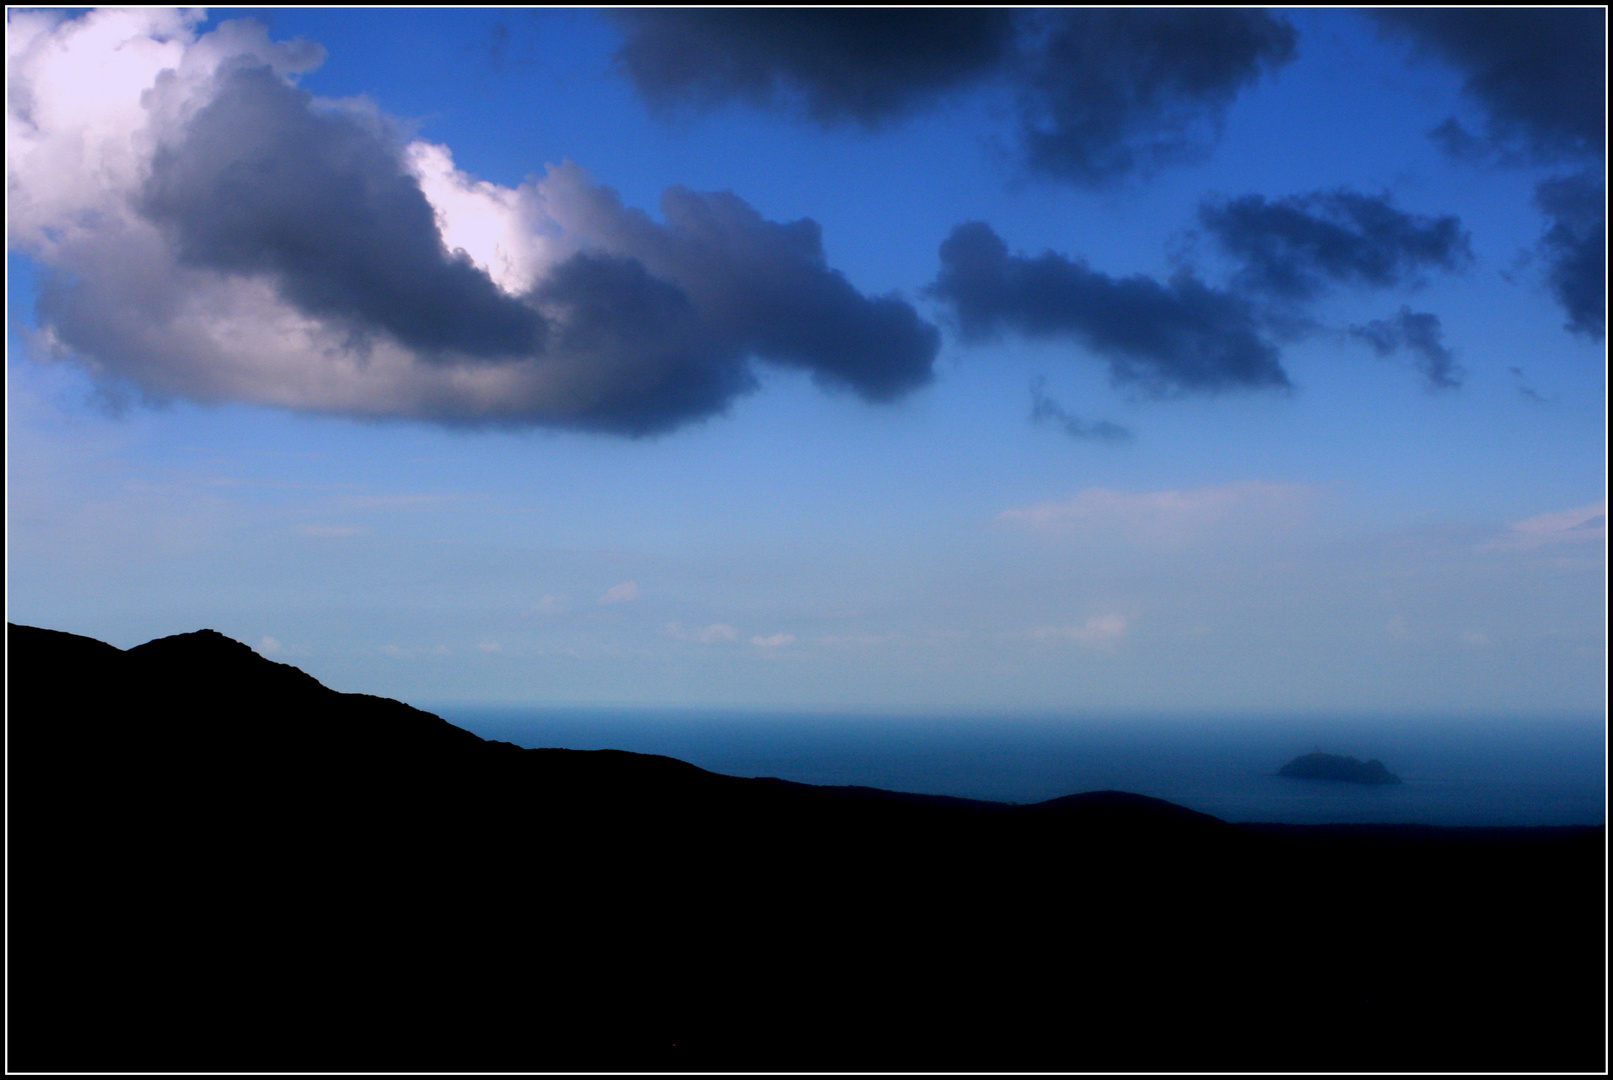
xmin=5 ymin=7 xmax=1606 ymax=718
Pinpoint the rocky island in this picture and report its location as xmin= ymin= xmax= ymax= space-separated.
xmin=1279 ymin=751 xmax=1401 ymax=784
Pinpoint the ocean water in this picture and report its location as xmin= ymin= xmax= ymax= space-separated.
xmin=427 ymin=706 xmax=1607 ymax=827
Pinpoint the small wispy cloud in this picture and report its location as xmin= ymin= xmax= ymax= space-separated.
xmin=665 ymin=621 xmax=739 ymax=644
xmin=814 ymin=631 xmax=903 ymax=649
xmin=1028 ymin=377 xmax=1132 ymax=442
xmin=380 ymin=643 xmax=452 ymax=658
xmin=525 ymin=595 xmax=566 ymax=616
xmin=998 ymin=481 xmax=1311 ymax=537
xmin=343 ymin=493 xmax=462 ymax=512
xmin=600 ymin=581 xmax=639 ymax=605
xmin=1509 ymin=366 xmax=1551 ymax=405
xmin=295 ymin=523 xmax=368 ymax=538
xmin=751 ymin=632 xmax=794 ymax=648
xmin=1026 ymin=614 xmax=1128 ymax=646
xmin=256 ymin=635 xmax=282 ymax=656
xmin=1482 ymin=501 xmax=1606 ymax=551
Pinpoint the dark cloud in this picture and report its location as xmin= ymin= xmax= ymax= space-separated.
xmin=547 ymin=176 xmax=939 ymax=404
xmin=609 ymin=10 xmax=1018 ymax=126
xmin=610 ymin=9 xmax=1296 ymax=185
xmin=31 ymin=42 xmax=938 ymax=437
xmin=930 ymin=222 xmax=1288 ymax=395
xmin=1014 ymin=9 xmax=1297 ymax=185
xmin=650 ymin=187 xmax=938 ymax=401
xmin=526 ymin=252 xmax=752 ymax=436
xmin=1533 ymin=171 xmax=1605 ymax=339
xmin=1350 ymin=308 xmax=1463 ymax=391
xmin=1374 ymin=9 xmax=1605 ymax=164
xmin=1199 ymin=190 xmax=1472 ymax=301
xmin=1509 ymin=367 xmax=1550 ymax=405
xmin=1371 ymin=13 xmax=1603 ymax=343
xmin=139 ymin=61 xmax=547 ymax=361
xmin=1029 ymin=377 xmax=1132 ymax=442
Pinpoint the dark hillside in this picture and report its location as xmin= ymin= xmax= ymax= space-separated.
xmin=6 ymin=623 xmax=1604 ymax=1072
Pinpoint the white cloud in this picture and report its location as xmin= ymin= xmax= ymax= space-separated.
xmin=342 ymin=493 xmax=458 ymax=512
xmin=294 ymin=523 xmax=367 ymax=538
xmin=600 ymin=581 xmax=639 ymax=605
xmin=1482 ymin=501 xmax=1606 ymax=551
xmin=256 ymin=635 xmax=282 ymax=655
xmin=404 ymin=139 xmax=560 ymax=296
xmin=525 ymin=595 xmax=566 ymax=616
xmin=666 ymin=621 xmax=739 ymax=644
xmin=380 ymin=643 xmax=451 ymax=659
xmin=997 ymin=481 xmax=1312 ymax=540
xmin=1026 ymin=614 xmax=1128 ymax=646
xmin=814 ymin=631 xmax=903 ymax=648
xmin=751 ymin=633 xmax=794 ymax=648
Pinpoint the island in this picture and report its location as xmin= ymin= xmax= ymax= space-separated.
xmin=1279 ymin=751 xmax=1402 ymax=784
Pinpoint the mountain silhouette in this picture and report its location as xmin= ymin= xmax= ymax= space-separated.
xmin=7 ymin=623 xmax=1604 ymax=1072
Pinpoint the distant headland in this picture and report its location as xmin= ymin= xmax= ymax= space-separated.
xmin=1279 ymin=751 xmax=1401 ymax=785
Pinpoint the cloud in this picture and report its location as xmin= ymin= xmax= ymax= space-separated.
xmin=380 ymin=643 xmax=452 ymax=659
xmin=1482 ymin=502 xmax=1607 ymax=552
xmin=294 ymin=523 xmax=369 ymax=538
xmin=609 ymin=10 xmax=1018 ymax=126
xmin=599 ymin=581 xmax=639 ymax=605
xmin=751 ymin=633 xmax=794 ymax=648
xmin=930 ymin=222 xmax=1287 ymax=394
xmin=1012 ymin=10 xmax=1296 ymax=185
xmin=137 ymin=60 xmax=548 ymax=361
xmin=998 ymin=481 xmax=1312 ymax=539
xmin=1369 ymin=14 xmax=1603 ymax=343
xmin=256 ymin=635 xmax=282 ymax=656
xmin=1350 ymin=308 xmax=1463 ymax=391
xmin=1533 ymin=171 xmax=1606 ymax=339
xmin=610 ymin=10 xmax=1296 ymax=185
xmin=1508 ymin=367 xmax=1550 ymax=406
xmin=1199 ymin=190 xmax=1472 ymax=302
xmin=1027 ymin=614 xmax=1127 ymax=646
xmin=524 ymin=595 xmax=566 ymax=617
xmin=7 ymin=11 xmax=938 ymax=437
xmin=541 ymin=169 xmax=939 ymax=404
xmin=1373 ymin=9 xmax=1604 ymax=164
xmin=1028 ymin=377 xmax=1132 ymax=442
xmin=665 ymin=622 xmax=738 ymax=644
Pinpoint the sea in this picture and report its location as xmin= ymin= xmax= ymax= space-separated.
xmin=427 ymin=706 xmax=1607 ymax=827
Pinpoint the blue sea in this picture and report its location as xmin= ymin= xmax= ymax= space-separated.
xmin=427 ymin=706 xmax=1607 ymax=827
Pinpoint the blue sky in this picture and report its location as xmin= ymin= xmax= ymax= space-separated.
xmin=6 ymin=8 xmax=1605 ymax=716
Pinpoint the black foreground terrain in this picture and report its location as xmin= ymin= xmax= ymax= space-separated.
xmin=6 ymin=623 xmax=1605 ymax=1072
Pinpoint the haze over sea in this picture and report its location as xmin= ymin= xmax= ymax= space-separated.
xmin=431 ymin=707 xmax=1605 ymax=827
